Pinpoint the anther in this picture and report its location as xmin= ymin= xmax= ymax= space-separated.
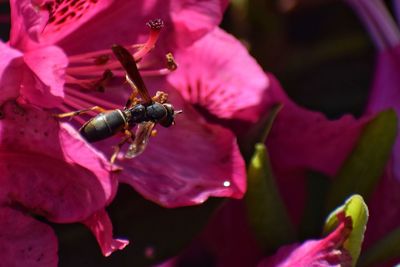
xmin=146 ymin=19 xmax=164 ymax=30
xmin=94 ymin=54 xmax=110 ymax=65
xmin=93 ymin=69 xmax=114 ymax=92
xmin=165 ymin=53 xmax=178 ymax=71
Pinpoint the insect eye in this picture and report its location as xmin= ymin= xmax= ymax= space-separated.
xmin=159 ymin=115 xmax=174 ymax=127
xmin=159 ymin=104 xmax=175 ymax=127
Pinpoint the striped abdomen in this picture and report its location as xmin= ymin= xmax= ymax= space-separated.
xmin=79 ymin=110 xmax=127 ymax=142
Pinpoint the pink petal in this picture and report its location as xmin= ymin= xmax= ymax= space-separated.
xmin=268 ymin=83 xmax=367 ymax=177
xmin=0 ymin=41 xmax=23 ymax=104
xmin=58 ymin=0 xmax=228 ymax=54
xmin=9 ymin=0 xmax=47 ymax=49
xmin=168 ymin=27 xmax=269 ymax=122
xmin=170 ymin=0 xmax=228 ymax=47
xmin=258 ymin=213 xmax=353 ymax=267
xmin=0 ymin=207 xmax=58 ymax=267
xmin=115 ymin=91 xmax=246 ymax=207
xmin=0 ymin=101 xmax=116 ymax=223
xmin=21 ymin=45 xmax=67 ymax=108
xmin=10 ymin=0 xmax=113 ymax=49
xmin=82 ymin=209 xmax=129 ymax=257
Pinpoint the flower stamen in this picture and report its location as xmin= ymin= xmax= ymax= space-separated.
xmin=58 ymin=19 xmax=177 ymax=122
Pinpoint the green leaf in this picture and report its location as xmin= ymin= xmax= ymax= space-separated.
xmin=324 ymin=194 xmax=369 ymax=267
xmin=245 ymin=143 xmax=296 ymax=251
xmin=359 ymin=226 xmax=400 ymax=267
xmin=326 ymin=109 xmax=397 ymax=211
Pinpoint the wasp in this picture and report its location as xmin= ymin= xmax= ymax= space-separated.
xmin=56 ymin=44 xmax=181 ymax=162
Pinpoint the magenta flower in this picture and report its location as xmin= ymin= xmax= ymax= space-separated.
xmin=345 ymin=0 xmax=400 ymax=254
xmin=258 ymin=212 xmax=352 ymax=267
xmin=1 ymin=0 xmax=235 ymax=264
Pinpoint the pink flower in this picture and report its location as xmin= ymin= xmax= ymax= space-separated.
xmin=258 ymin=212 xmax=353 ymax=267
xmin=345 ymin=0 xmax=400 ymax=259
xmin=1 ymin=0 xmax=232 ymax=264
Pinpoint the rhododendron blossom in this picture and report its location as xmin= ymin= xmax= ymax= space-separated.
xmin=1 ymin=0 xmax=247 ymax=265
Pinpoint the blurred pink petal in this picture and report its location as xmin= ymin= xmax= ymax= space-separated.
xmin=258 ymin=213 xmax=352 ymax=267
xmin=265 ymin=76 xmax=367 ymax=225
xmin=168 ymin=27 xmax=269 ymax=122
xmin=82 ymin=209 xmax=129 ymax=257
xmin=0 ymin=207 xmax=58 ymax=267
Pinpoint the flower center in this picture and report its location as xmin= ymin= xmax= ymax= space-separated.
xmin=60 ymin=19 xmax=177 ymax=123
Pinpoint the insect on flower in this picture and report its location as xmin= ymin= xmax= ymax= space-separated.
xmin=56 ymin=44 xmax=182 ymax=163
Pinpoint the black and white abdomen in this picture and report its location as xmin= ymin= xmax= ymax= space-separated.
xmin=79 ymin=110 xmax=127 ymax=142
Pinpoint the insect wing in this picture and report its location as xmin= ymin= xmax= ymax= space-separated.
xmin=125 ymin=121 xmax=155 ymax=158
xmin=111 ymin=44 xmax=153 ymax=105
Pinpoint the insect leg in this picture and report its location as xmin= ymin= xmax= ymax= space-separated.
xmin=110 ymin=129 xmax=134 ymax=164
xmin=54 ymin=106 xmax=108 ymax=119
xmin=124 ymin=74 xmax=140 ymax=108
